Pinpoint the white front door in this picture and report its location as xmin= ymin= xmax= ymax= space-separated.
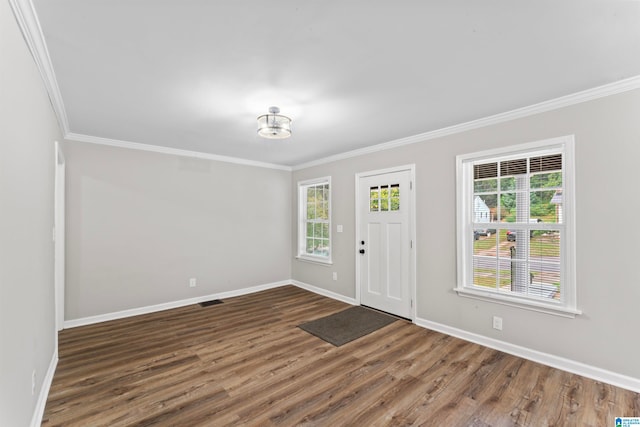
xmin=357 ymin=167 xmax=413 ymax=319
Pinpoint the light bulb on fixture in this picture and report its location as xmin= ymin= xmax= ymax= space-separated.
xmin=257 ymin=106 xmax=292 ymax=139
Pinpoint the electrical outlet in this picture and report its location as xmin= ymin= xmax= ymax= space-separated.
xmin=189 ymin=278 xmax=197 ymax=287
xmin=332 ymin=272 xmax=338 ymax=281
xmin=492 ymin=316 xmax=503 ymax=331
xmin=32 ymin=370 xmax=36 ymax=395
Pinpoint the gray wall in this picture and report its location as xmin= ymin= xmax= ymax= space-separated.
xmin=63 ymin=141 xmax=291 ymax=320
xmin=292 ymin=89 xmax=640 ymax=380
xmin=0 ymin=2 xmax=61 ymax=425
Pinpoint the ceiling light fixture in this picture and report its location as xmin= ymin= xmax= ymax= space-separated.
xmin=257 ymin=106 xmax=292 ymax=139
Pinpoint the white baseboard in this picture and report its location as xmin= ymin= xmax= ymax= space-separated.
xmin=64 ymin=279 xmax=357 ymax=329
xmin=59 ymin=278 xmax=640 ymax=394
xmin=291 ymin=280 xmax=357 ymax=306
xmin=30 ymin=349 xmax=58 ymax=427
xmin=63 ymin=280 xmax=290 ymax=329
xmin=415 ymin=316 xmax=640 ymax=394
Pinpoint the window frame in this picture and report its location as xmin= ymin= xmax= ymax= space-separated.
xmin=297 ymin=176 xmax=332 ymax=265
xmin=455 ymin=136 xmax=580 ymax=317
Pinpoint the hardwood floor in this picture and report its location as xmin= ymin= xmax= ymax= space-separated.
xmin=43 ymin=285 xmax=639 ymax=426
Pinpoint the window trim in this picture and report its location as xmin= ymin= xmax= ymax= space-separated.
xmin=455 ymin=135 xmax=580 ymax=317
xmin=297 ymin=176 xmax=332 ymax=265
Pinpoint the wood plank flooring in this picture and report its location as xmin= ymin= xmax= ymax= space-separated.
xmin=43 ymin=285 xmax=639 ymax=426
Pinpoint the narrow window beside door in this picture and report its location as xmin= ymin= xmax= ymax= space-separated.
xmin=297 ymin=177 xmax=331 ymax=263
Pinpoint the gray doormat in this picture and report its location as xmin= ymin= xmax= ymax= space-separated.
xmin=298 ymin=306 xmax=398 ymax=346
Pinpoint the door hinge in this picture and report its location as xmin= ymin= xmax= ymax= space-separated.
xmin=410 ymin=181 xmax=413 ymax=190
xmin=410 ymin=240 xmax=413 ymax=249
xmin=411 ymin=299 xmax=413 ymax=308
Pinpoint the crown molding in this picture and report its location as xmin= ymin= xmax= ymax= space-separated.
xmin=66 ymin=74 xmax=640 ymax=172
xmin=293 ymin=75 xmax=640 ymax=170
xmin=9 ymin=0 xmax=639 ymax=172
xmin=65 ymin=133 xmax=293 ymax=171
xmin=8 ymin=0 xmax=70 ymax=135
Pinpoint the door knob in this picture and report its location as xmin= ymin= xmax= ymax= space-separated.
xmin=359 ymin=249 xmax=365 ymax=254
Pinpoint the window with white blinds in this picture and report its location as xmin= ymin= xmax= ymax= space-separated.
xmin=297 ymin=177 xmax=332 ymax=263
xmin=456 ymin=136 xmax=579 ymax=317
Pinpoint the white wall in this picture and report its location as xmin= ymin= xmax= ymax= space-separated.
xmin=63 ymin=141 xmax=292 ymax=320
xmin=292 ymin=89 xmax=640 ymax=381
xmin=0 ymin=2 xmax=61 ymax=425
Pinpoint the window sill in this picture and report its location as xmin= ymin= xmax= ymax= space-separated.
xmin=453 ymin=287 xmax=582 ymax=318
xmin=295 ymin=255 xmax=333 ymax=266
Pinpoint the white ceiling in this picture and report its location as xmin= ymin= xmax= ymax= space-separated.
xmin=32 ymin=0 xmax=640 ymax=167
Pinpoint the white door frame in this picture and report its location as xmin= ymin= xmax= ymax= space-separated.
xmin=355 ymin=164 xmax=417 ymax=320
xmin=54 ymin=141 xmax=65 ymax=334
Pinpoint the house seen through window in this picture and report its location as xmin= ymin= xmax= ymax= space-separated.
xmin=456 ymin=136 xmax=578 ymax=316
